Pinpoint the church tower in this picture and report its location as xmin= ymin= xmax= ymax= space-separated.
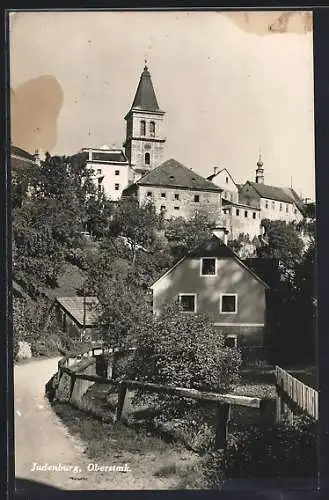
xmin=255 ymin=153 xmax=264 ymax=184
xmin=123 ymin=63 xmax=166 ymax=181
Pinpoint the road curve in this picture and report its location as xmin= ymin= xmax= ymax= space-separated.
xmin=14 ymin=357 xmax=89 ymax=492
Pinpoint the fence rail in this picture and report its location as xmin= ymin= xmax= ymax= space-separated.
xmin=275 ymin=365 xmax=318 ymax=422
xmin=53 ymin=348 xmax=264 ymax=450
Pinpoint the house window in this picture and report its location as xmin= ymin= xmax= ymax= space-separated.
xmin=194 ymin=194 xmax=200 ymax=202
xmin=226 ymin=176 xmax=229 ymax=184
xmin=114 ymin=183 xmax=120 ymax=191
xmin=161 ymin=192 xmax=166 ymax=198
xmin=236 ymin=209 xmax=240 ymax=216
xmin=280 ymin=203 xmax=283 ymax=211
xmin=220 ymin=294 xmax=237 ymax=314
xmin=160 ymin=205 xmax=166 ymax=211
xmin=252 ymin=212 xmax=256 ymax=219
xmin=201 ymin=257 xmax=217 ymax=276
xmin=272 ymin=201 xmax=275 ymax=210
xmin=147 ymin=191 xmax=152 ymax=197
xmin=145 ymin=152 xmax=150 ymax=165
xmin=150 ymin=121 xmax=155 ymax=137
xmin=115 ymin=170 xmax=120 ymax=175
xmin=97 ymin=168 xmax=102 ymax=175
xmin=179 ymin=294 xmax=197 ymax=313
xmin=265 ymin=200 xmax=269 ymax=209
xmin=174 ymin=193 xmax=180 ymax=200
xmin=244 ymin=210 xmax=248 ymax=218
xmin=140 ymin=120 xmax=146 ymax=136
xmin=294 ymin=208 xmax=297 ymax=215
xmin=286 ymin=204 xmax=289 ymax=213
xmin=224 ymin=335 xmax=238 ymax=348
xmin=174 ymin=206 xmax=180 ymax=210
xmin=230 ymin=193 xmax=233 ymax=201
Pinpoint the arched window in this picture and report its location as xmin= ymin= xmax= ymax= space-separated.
xmin=150 ymin=121 xmax=155 ymax=137
xmin=140 ymin=120 xmax=146 ymax=136
xmin=145 ymin=152 xmax=150 ymax=165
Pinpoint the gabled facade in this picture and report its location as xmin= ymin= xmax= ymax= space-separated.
xmin=80 ymin=146 xmax=130 ymax=201
xmin=150 ymin=234 xmax=269 ymax=348
xmin=122 ymin=158 xmax=222 ymax=221
xmin=207 ymin=167 xmax=239 ymax=203
xmin=123 ymin=64 xmax=166 ymax=182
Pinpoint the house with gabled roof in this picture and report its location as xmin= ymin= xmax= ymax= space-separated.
xmin=122 ymin=157 xmax=223 ymax=220
xmin=238 ymin=155 xmax=305 ymax=224
xmin=150 ymin=232 xmax=269 ymax=351
xmin=207 ymin=166 xmax=239 ymax=203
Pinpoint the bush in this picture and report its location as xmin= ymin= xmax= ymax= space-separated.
xmin=202 ymin=416 xmax=317 ymax=488
xmin=126 ymin=303 xmax=241 ymax=421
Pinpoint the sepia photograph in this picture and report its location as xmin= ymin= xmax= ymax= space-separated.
xmin=10 ymin=9 xmax=317 ymax=493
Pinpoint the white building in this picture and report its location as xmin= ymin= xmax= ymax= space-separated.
xmin=80 ymin=145 xmax=131 ymax=201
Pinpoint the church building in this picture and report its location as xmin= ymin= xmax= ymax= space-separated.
xmin=123 ymin=63 xmax=166 ymax=182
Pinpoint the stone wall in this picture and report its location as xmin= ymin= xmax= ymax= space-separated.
xmin=139 ymin=184 xmax=221 ymax=220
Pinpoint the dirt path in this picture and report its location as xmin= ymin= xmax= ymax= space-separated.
xmin=14 ymin=357 xmax=199 ymax=492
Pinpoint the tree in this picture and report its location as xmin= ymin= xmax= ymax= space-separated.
xmin=257 ymin=219 xmax=304 ymax=270
xmin=108 ymin=197 xmax=160 ymax=264
xmin=126 ymin=303 xmax=241 ymax=419
xmin=164 ymin=211 xmax=215 ymax=260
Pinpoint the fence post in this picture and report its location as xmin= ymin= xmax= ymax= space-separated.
xmin=215 ymin=403 xmax=231 ymax=450
xmin=275 ymin=391 xmax=283 ymax=423
xmin=116 ymin=383 xmax=128 ymax=422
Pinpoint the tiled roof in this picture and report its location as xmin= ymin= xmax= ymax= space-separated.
xmin=56 ymin=296 xmax=100 ymax=327
xmin=222 ymin=199 xmax=261 ymax=210
xmin=82 ymin=150 xmax=128 ymax=164
xmin=129 ymin=65 xmax=162 ymax=113
xmin=11 ymin=145 xmax=35 ymax=161
xmin=247 ymin=181 xmax=299 ymax=204
xmin=91 ymin=151 xmax=128 ymax=163
xmin=207 ymin=168 xmax=237 ymax=186
xmin=151 ymin=235 xmax=269 ymax=289
xmin=131 ymin=158 xmax=223 ymax=192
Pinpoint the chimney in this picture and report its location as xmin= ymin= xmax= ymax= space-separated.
xmin=213 ymin=166 xmax=219 ymax=175
xmin=212 ymin=226 xmax=229 ymax=246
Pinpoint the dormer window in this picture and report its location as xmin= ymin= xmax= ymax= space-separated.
xmin=150 ymin=121 xmax=155 ymax=137
xmin=140 ymin=120 xmax=146 ymax=136
xmin=201 ymin=257 xmax=217 ymax=276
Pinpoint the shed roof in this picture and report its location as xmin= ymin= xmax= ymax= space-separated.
xmin=55 ymin=296 xmax=100 ymax=328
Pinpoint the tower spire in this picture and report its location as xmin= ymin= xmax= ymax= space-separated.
xmin=256 ymin=152 xmax=264 ymax=184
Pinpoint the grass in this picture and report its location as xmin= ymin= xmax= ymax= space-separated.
xmin=51 ymin=362 xmax=278 ymax=489
xmin=52 ymin=400 xmax=202 ymax=489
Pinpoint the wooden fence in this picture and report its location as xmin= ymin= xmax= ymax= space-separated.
xmin=54 ymin=348 xmax=265 ymax=450
xmin=275 ymin=365 xmax=318 ymax=423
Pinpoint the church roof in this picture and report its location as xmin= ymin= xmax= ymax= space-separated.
xmin=128 ymin=158 xmax=223 ymax=192
xmin=129 ymin=65 xmax=162 ymax=113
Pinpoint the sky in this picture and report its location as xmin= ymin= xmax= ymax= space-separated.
xmin=9 ymin=10 xmax=315 ymax=200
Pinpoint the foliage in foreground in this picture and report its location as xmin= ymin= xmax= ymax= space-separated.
xmin=126 ymin=303 xmax=241 ymax=420
xmin=202 ymin=416 xmax=317 ymax=488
